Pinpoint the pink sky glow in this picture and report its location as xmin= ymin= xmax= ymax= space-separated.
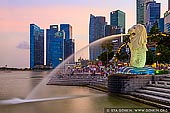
xmin=0 ymin=0 xmax=167 ymax=68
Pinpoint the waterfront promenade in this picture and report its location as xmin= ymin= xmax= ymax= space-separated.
xmin=47 ymin=73 xmax=108 ymax=92
xmin=47 ymin=72 xmax=170 ymax=109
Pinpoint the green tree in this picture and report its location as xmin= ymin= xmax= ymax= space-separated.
xmin=148 ymin=24 xmax=170 ymax=64
xmin=116 ymin=44 xmax=130 ymax=62
xmin=148 ymin=23 xmax=161 ymax=43
xmin=101 ymin=40 xmax=114 ymax=52
xmin=98 ymin=40 xmax=114 ymax=65
xmin=156 ymin=44 xmax=170 ymax=64
xmin=146 ymin=49 xmax=155 ymax=65
xmin=98 ymin=51 xmax=114 ymax=65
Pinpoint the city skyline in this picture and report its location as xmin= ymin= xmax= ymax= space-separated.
xmin=0 ymin=0 xmax=167 ymax=68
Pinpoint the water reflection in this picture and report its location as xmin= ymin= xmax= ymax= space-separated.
xmin=0 ymin=71 xmax=153 ymax=113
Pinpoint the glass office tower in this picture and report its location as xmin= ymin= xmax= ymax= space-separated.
xmin=110 ymin=10 xmax=125 ymax=33
xmin=60 ymin=24 xmax=72 ymax=40
xmin=146 ymin=1 xmax=160 ymax=33
xmin=46 ymin=25 xmax=64 ymax=68
xmin=164 ymin=12 xmax=170 ymax=33
xmin=169 ymin=0 xmax=170 ymax=11
xmin=30 ymin=24 xmax=44 ymax=69
xmin=46 ymin=24 xmax=75 ymax=68
xmin=89 ymin=14 xmax=106 ymax=61
xmin=60 ymin=24 xmax=75 ymax=61
xmin=137 ymin=0 xmax=145 ymax=24
xmin=136 ymin=0 xmax=154 ymax=25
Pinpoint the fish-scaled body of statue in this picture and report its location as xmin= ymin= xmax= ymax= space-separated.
xmin=128 ymin=24 xmax=148 ymax=68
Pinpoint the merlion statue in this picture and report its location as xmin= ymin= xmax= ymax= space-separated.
xmin=128 ymin=24 xmax=148 ymax=68
xmin=117 ymin=24 xmax=154 ymax=75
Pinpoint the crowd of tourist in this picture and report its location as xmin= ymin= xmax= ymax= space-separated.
xmin=65 ymin=64 xmax=118 ymax=77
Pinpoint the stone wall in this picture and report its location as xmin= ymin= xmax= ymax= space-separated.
xmin=47 ymin=73 xmax=108 ymax=89
xmin=108 ymin=74 xmax=152 ymax=93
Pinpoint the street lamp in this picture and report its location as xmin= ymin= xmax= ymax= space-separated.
xmin=156 ymin=52 xmax=161 ymax=69
xmin=59 ymin=58 xmax=63 ymax=63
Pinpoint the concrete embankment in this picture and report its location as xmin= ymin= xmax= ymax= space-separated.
xmin=108 ymin=74 xmax=170 ymax=109
xmin=47 ymin=73 xmax=170 ymax=109
xmin=47 ymin=73 xmax=108 ymax=92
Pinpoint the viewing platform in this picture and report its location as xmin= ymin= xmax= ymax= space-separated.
xmin=48 ymin=72 xmax=170 ymax=109
xmin=47 ymin=73 xmax=108 ymax=92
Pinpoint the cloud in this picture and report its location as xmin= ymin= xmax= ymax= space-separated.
xmin=16 ymin=41 xmax=29 ymax=49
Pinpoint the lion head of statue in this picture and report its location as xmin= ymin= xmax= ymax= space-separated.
xmin=128 ymin=24 xmax=148 ymax=50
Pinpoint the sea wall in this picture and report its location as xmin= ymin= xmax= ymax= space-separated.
xmin=108 ymin=74 xmax=152 ymax=93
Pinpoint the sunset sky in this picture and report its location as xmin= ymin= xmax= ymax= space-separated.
xmin=0 ymin=0 xmax=168 ymax=68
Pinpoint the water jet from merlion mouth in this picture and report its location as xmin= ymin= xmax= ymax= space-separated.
xmin=25 ymin=34 xmax=129 ymax=99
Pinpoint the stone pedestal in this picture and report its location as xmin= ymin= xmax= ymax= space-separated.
xmin=108 ymin=74 xmax=152 ymax=93
xmin=117 ymin=67 xmax=155 ymax=75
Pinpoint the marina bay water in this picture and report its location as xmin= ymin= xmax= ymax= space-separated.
xmin=0 ymin=71 xmax=153 ymax=113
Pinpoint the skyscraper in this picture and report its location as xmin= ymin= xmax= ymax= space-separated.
xmin=169 ymin=0 xmax=170 ymax=11
xmin=158 ymin=18 xmax=164 ymax=32
xmin=60 ymin=24 xmax=75 ymax=62
xmin=164 ymin=11 xmax=170 ymax=33
xmin=136 ymin=0 xmax=154 ymax=25
xmin=89 ymin=14 xmax=106 ymax=61
xmin=109 ymin=10 xmax=125 ymax=53
xmin=30 ymin=24 xmax=44 ymax=69
xmin=46 ymin=25 xmax=64 ymax=68
xmin=46 ymin=24 xmax=75 ymax=68
xmin=105 ymin=25 xmax=115 ymax=37
xmin=163 ymin=0 xmax=170 ymax=33
xmin=110 ymin=10 xmax=125 ymax=33
xmin=64 ymin=38 xmax=75 ymax=61
xmin=137 ymin=0 xmax=145 ymax=25
xmin=60 ymin=24 xmax=72 ymax=40
xmin=146 ymin=1 xmax=160 ymax=33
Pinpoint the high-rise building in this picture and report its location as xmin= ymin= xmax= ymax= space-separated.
xmin=145 ymin=1 xmax=160 ymax=33
xmin=137 ymin=0 xmax=145 ymax=25
xmin=110 ymin=10 xmax=125 ymax=33
xmin=46 ymin=24 xmax=75 ymax=68
xmin=136 ymin=0 xmax=154 ymax=25
xmin=169 ymin=0 xmax=170 ymax=11
xmin=158 ymin=18 xmax=164 ymax=32
xmin=30 ymin=24 xmax=44 ymax=69
xmin=109 ymin=10 xmax=125 ymax=53
xmin=64 ymin=38 xmax=75 ymax=61
xmin=105 ymin=25 xmax=115 ymax=37
xmin=164 ymin=11 xmax=170 ymax=33
xmin=60 ymin=24 xmax=75 ymax=62
xmin=46 ymin=25 xmax=64 ymax=68
xmin=105 ymin=25 xmax=123 ymax=53
xmin=60 ymin=24 xmax=72 ymax=40
xmin=89 ymin=14 xmax=106 ymax=61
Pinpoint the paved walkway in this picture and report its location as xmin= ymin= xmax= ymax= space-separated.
xmin=47 ymin=73 xmax=108 ymax=89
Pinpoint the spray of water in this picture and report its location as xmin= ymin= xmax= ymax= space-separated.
xmin=0 ymin=34 xmax=129 ymax=105
xmin=0 ymin=94 xmax=107 ymax=105
xmin=25 ymin=34 xmax=129 ymax=99
xmin=0 ymin=96 xmax=86 ymax=105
